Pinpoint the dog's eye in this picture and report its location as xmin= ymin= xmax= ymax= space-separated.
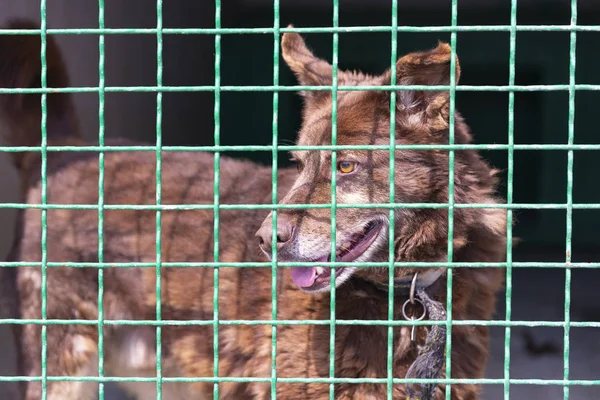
xmin=338 ymin=161 xmax=357 ymax=174
xmin=294 ymin=161 xmax=304 ymax=173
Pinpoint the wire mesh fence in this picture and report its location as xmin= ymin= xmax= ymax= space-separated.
xmin=0 ymin=0 xmax=598 ymax=399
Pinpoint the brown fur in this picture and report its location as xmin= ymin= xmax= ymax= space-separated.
xmin=1 ymin=20 xmax=506 ymax=400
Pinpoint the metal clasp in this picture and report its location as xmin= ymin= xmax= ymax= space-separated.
xmin=402 ymin=272 xmax=426 ymax=342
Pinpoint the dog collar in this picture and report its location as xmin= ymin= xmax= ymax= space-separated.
xmin=364 ymin=268 xmax=446 ymax=296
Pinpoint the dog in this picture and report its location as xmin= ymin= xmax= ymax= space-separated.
xmin=1 ymin=19 xmax=507 ymax=400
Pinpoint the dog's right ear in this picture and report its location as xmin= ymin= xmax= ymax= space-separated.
xmin=382 ymin=42 xmax=461 ymax=133
xmin=281 ymin=26 xmax=332 ymax=99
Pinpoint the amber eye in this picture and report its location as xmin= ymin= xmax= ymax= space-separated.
xmin=338 ymin=161 xmax=357 ymax=174
xmin=294 ymin=161 xmax=304 ymax=173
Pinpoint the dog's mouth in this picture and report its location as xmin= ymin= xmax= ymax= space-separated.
xmin=290 ymin=220 xmax=384 ymax=291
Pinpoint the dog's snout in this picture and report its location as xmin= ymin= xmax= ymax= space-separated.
xmin=256 ymin=217 xmax=295 ymax=252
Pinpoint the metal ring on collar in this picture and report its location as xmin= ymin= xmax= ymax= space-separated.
xmin=402 ymin=297 xmax=426 ymax=322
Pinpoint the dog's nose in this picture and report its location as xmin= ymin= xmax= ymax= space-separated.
xmin=256 ymin=217 xmax=294 ymax=251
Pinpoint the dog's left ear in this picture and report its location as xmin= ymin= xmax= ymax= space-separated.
xmin=281 ymin=26 xmax=332 ymax=99
xmin=385 ymin=42 xmax=460 ymax=130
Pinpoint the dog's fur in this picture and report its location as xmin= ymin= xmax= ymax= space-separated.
xmin=1 ymin=20 xmax=506 ymax=400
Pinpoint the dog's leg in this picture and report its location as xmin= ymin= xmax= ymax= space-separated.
xmin=43 ymin=339 xmax=99 ymax=400
xmin=20 ymin=322 xmax=100 ymax=400
xmin=18 ymin=265 xmax=102 ymax=400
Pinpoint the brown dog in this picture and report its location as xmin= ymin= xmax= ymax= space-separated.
xmin=1 ymin=20 xmax=506 ymax=400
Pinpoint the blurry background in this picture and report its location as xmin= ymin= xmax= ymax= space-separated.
xmin=1 ymin=0 xmax=600 ymax=399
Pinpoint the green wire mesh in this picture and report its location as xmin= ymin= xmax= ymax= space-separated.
xmin=97 ymin=1 xmax=106 ymax=398
xmin=0 ymin=0 xmax=598 ymax=399
xmin=39 ymin=1 xmax=48 ymax=397
xmin=214 ymin=1 xmax=222 ymax=398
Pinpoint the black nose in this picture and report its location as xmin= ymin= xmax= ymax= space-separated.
xmin=256 ymin=217 xmax=294 ymax=251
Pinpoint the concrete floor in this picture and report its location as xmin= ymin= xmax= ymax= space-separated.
xmin=1 ymin=267 xmax=598 ymax=399
xmin=482 ymin=267 xmax=600 ymax=400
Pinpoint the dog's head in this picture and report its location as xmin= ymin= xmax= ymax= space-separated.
xmin=256 ymin=29 xmax=507 ymax=293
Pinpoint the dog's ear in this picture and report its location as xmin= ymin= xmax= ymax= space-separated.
xmin=385 ymin=42 xmax=460 ymax=131
xmin=0 ymin=19 xmax=80 ymax=169
xmin=0 ymin=19 xmax=71 ymax=113
xmin=281 ymin=26 xmax=332 ymax=99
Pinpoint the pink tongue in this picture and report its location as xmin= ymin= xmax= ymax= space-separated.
xmin=291 ymin=267 xmax=318 ymax=288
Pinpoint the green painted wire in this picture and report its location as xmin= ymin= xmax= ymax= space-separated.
xmin=0 ymin=374 xmax=598 ymax=387
xmin=564 ymin=1 xmax=578 ymax=399
xmin=3 ymin=260 xmax=600 ymax=269
xmin=213 ymin=0 xmax=222 ymax=398
xmin=2 ymin=317 xmax=600 ymax=328
xmin=3 ymin=201 xmax=600 ymax=211
xmin=504 ymin=1 xmax=517 ymax=399
xmin=3 ymin=317 xmax=600 ymax=328
xmin=1 ymin=24 xmax=600 ymax=35
xmin=387 ymin=0 xmax=398 ymax=398
xmin=6 ymin=143 xmax=600 ymax=152
xmin=39 ymin=1 xmax=48 ymax=398
xmin=445 ymin=1 xmax=458 ymax=398
xmin=155 ymin=1 xmax=164 ymax=398
xmin=1 ymin=83 xmax=600 ymax=94
xmin=329 ymin=2 xmax=340 ymax=398
xmin=97 ymin=1 xmax=106 ymax=399
xmin=270 ymin=0 xmax=281 ymax=397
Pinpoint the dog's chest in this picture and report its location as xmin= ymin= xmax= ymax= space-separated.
xmin=329 ymin=293 xmax=426 ymax=397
